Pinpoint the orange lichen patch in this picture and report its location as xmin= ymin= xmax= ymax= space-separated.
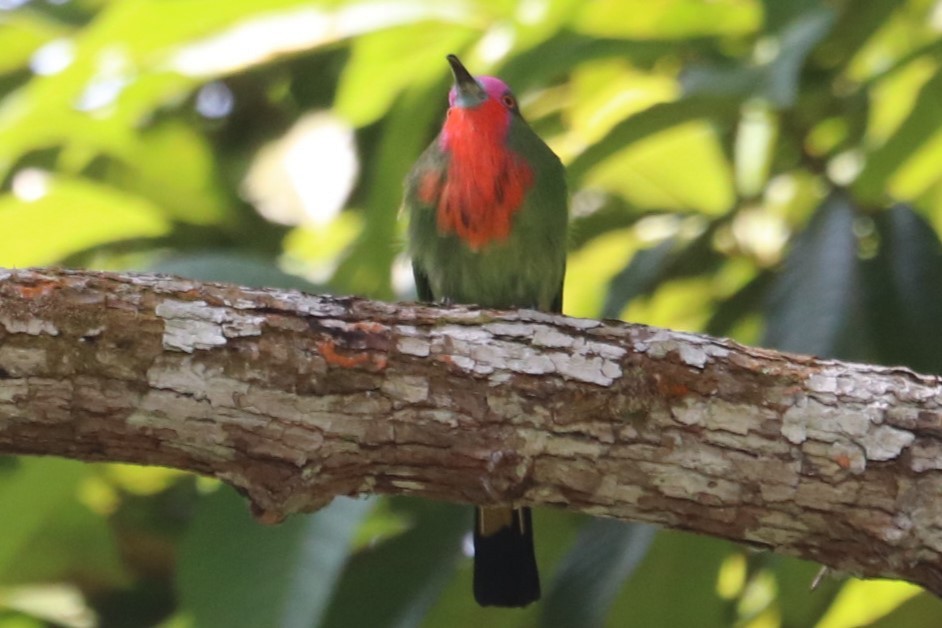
xmin=834 ymin=453 xmax=852 ymax=470
xmin=656 ymin=377 xmax=690 ymax=399
xmin=438 ymin=98 xmax=533 ymax=250
xmin=14 ymin=281 xmax=58 ymax=299
xmin=316 ymin=339 xmax=386 ymax=371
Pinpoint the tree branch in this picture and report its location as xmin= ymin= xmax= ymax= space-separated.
xmin=1 ymin=268 xmax=941 ymax=594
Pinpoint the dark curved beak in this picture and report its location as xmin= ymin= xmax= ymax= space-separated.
xmin=447 ymin=54 xmax=486 ymax=108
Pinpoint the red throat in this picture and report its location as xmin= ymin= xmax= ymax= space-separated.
xmin=420 ymin=98 xmax=533 ymax=250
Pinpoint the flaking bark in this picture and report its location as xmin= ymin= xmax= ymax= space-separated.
xmin=1 ymin=268 xmax=941 ymax=594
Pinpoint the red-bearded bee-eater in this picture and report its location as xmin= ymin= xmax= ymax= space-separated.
xmin=404 ymin=54 xmax=568 ymax=607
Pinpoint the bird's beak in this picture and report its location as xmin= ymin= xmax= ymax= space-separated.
xmin=447 ymin=54 xmax=486 ymax=108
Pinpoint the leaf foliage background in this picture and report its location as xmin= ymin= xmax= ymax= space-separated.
xmin=2 ymin=0 xmax=942 ymax=626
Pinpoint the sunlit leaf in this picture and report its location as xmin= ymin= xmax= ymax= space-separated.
xmin=817 ymin=579 xmax=923 ymax=628
xmin=575 ymin=0 xmax=760 ymax=39
xmin=567 ymin=96 xmax=741 ymax=183
xmin=0 ymin=459 xmax=86 ymax=580
xmin=0 ymin=174 xmax=169 ymax=266
xmin=855 ymin=69 xmax=942 ymax=202
xmin=0 ymin=11 xmax=70 ymax=76
xmin=583 ymin=120 xmax=735 ymax=214
xmin=334 ymin=23 xmax=475 ymax=126
xmin=869 ymin=591 xmax=942 ymax=628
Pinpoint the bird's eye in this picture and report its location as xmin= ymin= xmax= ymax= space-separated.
xmin=501 ymin=93 xmax=517 ymax=110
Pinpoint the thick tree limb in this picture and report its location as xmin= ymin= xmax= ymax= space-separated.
xmin=1 ymin=268 xmax=941 ymax=594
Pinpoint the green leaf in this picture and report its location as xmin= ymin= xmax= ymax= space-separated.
xmin=762 ymin=193 xmax=869 ymax=360
xmin=602 ymin=238 xmax=678 ymax=319
xmin=683 ymin=7 xmax=835 ymax=108
xmin=0 ymin=11 xmax=70 ymax=76
xmin=177 ymin=488 xmax=372 ymax=628
xmin=567 ymin=96 xmax=741 ymax=184
xmin=2 ymin=497 xmax=129 ymax=588
xmin=332 ymin=81 xmax=446 ymax=298
xmin=540 ymin=521 xmax=656 ymax=628
xmin=765 ymin=7 xmax=836 ymax=107
xmin=0 ymin=458 xmax=86 ymax=579
xmin=334 ymin=23 xmax=475 ymax=127
xmin=770 ymin=555 xmax=843 ymax=628
xmin=0 ymin=175 xmax=169 ymax=266
xmin=817 ymin=0 xmax=907 ymax=70
xmin=864 ymin=205 xmax=942 ymax=374
xmin=605 ymin=530 xmax=734 ymax=627
xmin=869 ymin=591 xmax=942 ymax=628
xmin=855 ymin=70 xmax=942 ymax=202
xmin=321 ymin=497 xmax=468 ymax=628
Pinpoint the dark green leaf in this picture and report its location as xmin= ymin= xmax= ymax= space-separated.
xmin=150 ymin=251 xmax=321 ymax=292
xmin=540 ymin=521 xmax=656 ymax=628
xmin=864 ymin=205 xmax=942 ymax=374
xmin=177 ymin=488 xmax=371 ymax=628
xmin=769 ymin=556 xmax=843 ymax=628
xmin=683 ymin=7 xmax=835 ymax=108
xmin=764 ymin=7 xmax=836 ymax=107
xmin=322 ymin=498 xmax=467 ymax=628
xmin=706 ymin=271 xmax=771 ymax=339
xmin=761 ymin=0 xmax=821 ymax=33
xmin=762 ymin=193 xmax=869 ymax=359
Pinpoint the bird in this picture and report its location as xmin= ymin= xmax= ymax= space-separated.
xmin=404 ymin=54 xmax=568 ymax=607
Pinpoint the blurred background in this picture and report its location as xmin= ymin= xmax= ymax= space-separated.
xmin=2 ymin=0 xmax=942 ymax=626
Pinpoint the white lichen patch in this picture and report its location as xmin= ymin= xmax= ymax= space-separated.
xmin=380 ymin=374 xmax=429 ymax=403
xmin=0 ymin=346 xmax=46 ymax=376
xmin=396 ymin=332 xmax=430 ymax=357
xmin=155 ymin=300 xmax=265 ymax=352
xmin=1 ymin=317 xmax=58 ymax=336
xmin=531 ymin=325 xmax=574 ymax=348
xmin=910 ymin=441 xmax=942 ymax=473
xmin=780 ymin=398 xmax=809 ymax=444
xmin=859 ymin=424 xmax=914 ymax=461
xmin=482 ymin=322 xmax=534 ymax=338
xmin=640 ymin=329 xmax=726 ymax=369
xmin=0 ymin=378 xmax=28 ymax=403
xmin=674 ymin=399 xmax=764 ymax=435
xmin=550 ymin=352 xmax=621 ymax=386
xmin=542 ymin=436 xmax=605 ymax=458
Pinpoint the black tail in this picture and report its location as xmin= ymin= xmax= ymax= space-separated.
xmin=473 ymin=506 xmax=540 ymax=607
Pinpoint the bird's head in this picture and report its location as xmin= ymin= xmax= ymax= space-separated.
xmin=446 ymin=54 xmax=520 ymax=119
